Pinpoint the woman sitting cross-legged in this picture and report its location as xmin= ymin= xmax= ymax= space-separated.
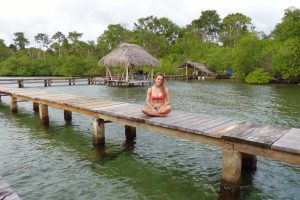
xmin=141 ymin=73 xmax=171 ymax=117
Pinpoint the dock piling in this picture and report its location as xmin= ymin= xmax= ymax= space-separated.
xmin=39 ymin=104 xmax=49 ymax=125
xmin=10 ymin=96 xmax=17 ymax=113
xmin=125 ymin=125 xmax=136 ymax=141
xmin=221 ymin=149 xmax=242 ymax=186
xmin=64 ymin=110 xmax=72 ymax=123
xmin=92 ymin=118 xmax=105 ymax=145
xmin=33 ymin=102 xmax=39 ymax=113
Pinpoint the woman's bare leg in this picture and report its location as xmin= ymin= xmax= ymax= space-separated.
xmin=141 ymin=107 xmax=166 ymax=117
xmin=158 ymin=105 xmax=171 ymax=116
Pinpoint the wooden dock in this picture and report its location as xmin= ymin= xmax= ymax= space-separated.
xmin=106 ymin=79 xmax=151 ymax=87
xmin=0 ymin=86 xmax=299 ymax=191
xmin=0 ymin=175 xmax=20 ymax=200
xmin=0 ymin=77 xmax=105 ymax=88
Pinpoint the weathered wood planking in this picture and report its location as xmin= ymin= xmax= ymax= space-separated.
xmin=1 ymin=87 xmax=300 ymax=166
xmin=223 ymin=124 xmax=289 ymax=148
xmin=0 ymin=175 xmax=20 ymax=200
xmin=76 ymin=100 xmax=117 ymax=108
xmin=272 ymin=128 xmax=300 ymax=154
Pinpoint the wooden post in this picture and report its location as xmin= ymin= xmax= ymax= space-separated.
xmin=44 ymin=79 xmax=48 ymax=87
xmin=64 ymin=110 xmax=72 ymax=123
xmin=125 ymin=66 xmax=129 ymax=82
xmin=221 ymin=149 xmax=242 ymax=185
xmin=10 ymin=96 xmax=17 ymax=113
xmin=39 ymin=104 xmax=49 ymax=125
xmin=92 ymin=118 xmax=105 ymax=145
xmin=242 ymin=153 xmax=257 ymax=172
xmin=33 ymin=102 xmax=39 ymax=113
xmin=69 ymin=78 xmax=72 ymax=85
xmin=125 ymin=125 xmax=136 ymax=141
xmin=18 ymin=80 xmax=24 ymax=88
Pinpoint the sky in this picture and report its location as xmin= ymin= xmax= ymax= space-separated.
xmin=1 ymin=0 xmax=299 ymax=46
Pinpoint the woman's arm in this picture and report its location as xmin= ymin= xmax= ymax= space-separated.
xmin=146 ymin=88 xmax=154 ymax=109
xmin=161 ymin=88 xmax=170 ymax=108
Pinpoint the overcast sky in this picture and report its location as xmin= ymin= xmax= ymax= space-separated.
xmin=1 ymin=0 xmax=299 ymax=46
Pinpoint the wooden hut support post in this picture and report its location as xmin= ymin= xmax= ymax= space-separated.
xmin=92 ymin=118 xmax=105 ymax=145
xmin=39 ymin=104 xmax=49 ymax=125
xmin=125 ymin=125 xmax=136 ymax=141
xmin=64 ymin=110 xmax=72 ymax=123
xmin=33 ymin=102 xmax=39 ymax=112
xmin=10 ymin=96 xmax=17 ymax=113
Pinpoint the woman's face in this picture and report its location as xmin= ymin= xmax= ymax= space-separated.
xmin=155 ymin=75 xmax=164 ymax=86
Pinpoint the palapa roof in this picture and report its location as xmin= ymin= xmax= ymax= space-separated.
xmin=99 ymin=43 xmax=160 ymax=68
xmin=177 ymin=61 xmax=215 ymax=75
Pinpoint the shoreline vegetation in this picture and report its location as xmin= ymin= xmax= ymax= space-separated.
xmin=0 ymin=8 xmax=299 ymax=84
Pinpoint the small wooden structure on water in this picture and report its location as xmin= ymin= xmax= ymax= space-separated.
xmin=0 ymin=77 xmax=105 ymax=88
xmin=0 ymin=175 xmax=20 ymax=200
xmin=99 ymin=43 xmax=160 ymax=87
xmin=0 ymin=86 xmax=299 ymax=193
xmin=177 ymin=61 xmax=216 ymax=79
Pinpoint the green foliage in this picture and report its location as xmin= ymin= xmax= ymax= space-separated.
xmin=271 ymin=38 xmax=300 ymax=82
xmin=13 ymin=32 xmax=30 ymax=50
xmin=273 ymin=7 xmax=300 ymax=41
xmin=58 ymin=56 xmax=99 ymax=76
xmin=187 ymin=10 xmax=221 ymax=42
xmin=219 ymin=13 xmax=253 ymax=47
xmin=204 ymin=46 xmax=233 ymax=74
xmin=232 ymin=33 xmax=264 ymax=80
xmin=245 ymin=68 xmax=273 ymax=84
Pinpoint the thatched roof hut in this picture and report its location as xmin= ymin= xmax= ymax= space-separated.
xmin=177 ymin=61 xmax=215 ymax=76
xmin=99 ymin=43 xmax=160 ymax=81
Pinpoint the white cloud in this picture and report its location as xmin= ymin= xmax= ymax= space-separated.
xmin=0 ymin=0 xmax=299 ymax=46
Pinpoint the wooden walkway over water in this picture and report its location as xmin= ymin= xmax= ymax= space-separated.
xmin=0 ymin=86 xmax=299 ymax=192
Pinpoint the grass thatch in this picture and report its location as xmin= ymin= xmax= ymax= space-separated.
xmin=99 ymin=43 xmax=160 ymax=68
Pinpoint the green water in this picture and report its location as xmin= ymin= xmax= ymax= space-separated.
xmin=0 ymin=80 xmax=299 ymax=200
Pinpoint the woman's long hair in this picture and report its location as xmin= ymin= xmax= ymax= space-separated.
xmin=153 ymin=73 xmax=166 ymax=95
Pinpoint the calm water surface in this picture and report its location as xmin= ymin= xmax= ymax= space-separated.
xmin=0 ymin=79 xmax=299 ymax=200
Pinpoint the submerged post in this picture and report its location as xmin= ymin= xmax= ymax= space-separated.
xmin=125 ymin=125 xmax=136 ymax=141
xmin=33 ymin=102 xmax=39 ymax=113
xmin=10 ymin=96 xmax=17 ymax=113
xmin=39 ymin=104 xmax=49 ymax=125
xmin=64 ymin=110 xmax=72 ymax=123
xmin=18 ymin=80 xmax=24 ymax=88
xmin=44 ymin=79 xmax=48 ymax=87
xmin=242 ymin=153 xmax=257 ymax=172
xmin=92 ymin=118 xmax=105 ymax=145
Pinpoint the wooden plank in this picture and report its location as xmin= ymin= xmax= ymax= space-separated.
xmin=145 ymin=111 xmax=197 ymax=125
xmin=154 ymin=113 xmax=210 ymax=129
xmin=76 ymin=100 xmax=117 ymax=107
xmin=223 ymin=124 xmax=289 ymax=148
xmin=192 ymin=117 xmax=234 ymax=135
xmin=57 ymin=97 xmax=95 ymax=104
xmin=272 ymin=128 xmax=300 ymax=154
xmin=89 ymin=102 xmax=129 ymax=110
xmin=179 ymin=116 xmax=220 ymax=132
xmin=93 ymin=103 xmax=133 ymax=113
xmin=204 ymin=120 xmax=245 ymax=138
xmin=42 ymin=95 xmax=78 ymax=101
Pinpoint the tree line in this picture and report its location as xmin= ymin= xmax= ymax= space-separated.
xmin=0 ymin=7 xmax=299 ymax=83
